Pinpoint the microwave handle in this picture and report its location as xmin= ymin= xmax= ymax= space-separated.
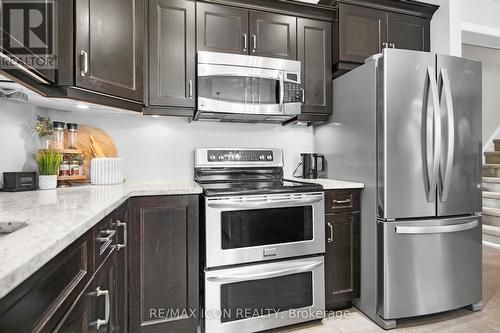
xmin=207 ymin=261 xmax=323 ymax=283
xmin=279 ymin=73 xmax=284 ymax=111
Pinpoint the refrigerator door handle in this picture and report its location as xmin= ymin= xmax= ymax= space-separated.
xmin=439 ymin=68 xmax=455 ymax=202
xmin=425 ymin=66 xmax=441 ymax=202
xmin=395 ymin=220 xmax=478 ymax=234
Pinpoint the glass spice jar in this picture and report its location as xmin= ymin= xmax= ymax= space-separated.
xmin=67 ymin=123 xmax=78 ymax=149
xmin=50 ymin=121 xmax=65 ymax=150
xmin=59 ymin=159 xmax=70 ymax=176
xmin=70 ymin=159 xmax=80 ymax=175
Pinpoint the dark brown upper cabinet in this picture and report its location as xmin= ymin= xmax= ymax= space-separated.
xmin=338 ymin=3 xmax=387 ymax=64
xmin=298 ymin=18 xmax=332 ymax=115
xmin=197 ymin=3 xmax=249 ymax=54
xmin=196 ymin=3 xmax=297 ymax=60
xmin=129 ymin=195 xmax=199 ymax=333
xmin=75 ymin=0 xmax=144 ymax=102
xmin=148 ymin=0 xmax=196 ymax=108
xmin=388 ymin=12 xmax=430 ymax=52
xmin=249 ymin=11 xmax=296 ymax=59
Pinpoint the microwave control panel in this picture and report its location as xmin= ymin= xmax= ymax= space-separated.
xmin=283 ymin=82 xmax=302 ymax=103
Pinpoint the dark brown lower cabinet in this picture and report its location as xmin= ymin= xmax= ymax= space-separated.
xmin=324 ymin=190 xmax=361 ymax=310
xmin=129 ymin=195 xmax=199 ymax=333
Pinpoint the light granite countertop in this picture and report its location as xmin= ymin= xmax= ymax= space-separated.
xmin=0 ymin=182 xmax=202 ymax=299
xmin=286 ymin=177 xmax=364 ymax=189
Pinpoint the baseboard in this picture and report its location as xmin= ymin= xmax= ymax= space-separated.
xmin=483 ymin=240 xmax=500 ymax=250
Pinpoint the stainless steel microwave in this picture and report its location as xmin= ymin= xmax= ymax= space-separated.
xmin=195 ymin=51 xmax=302 ymax=123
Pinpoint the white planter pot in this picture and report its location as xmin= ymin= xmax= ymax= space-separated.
xmin=38 ymin=175 xmax=57 ymax=190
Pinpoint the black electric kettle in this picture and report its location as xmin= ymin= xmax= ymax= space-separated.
xmin=300 ymin=153 xmax=326 ymax=179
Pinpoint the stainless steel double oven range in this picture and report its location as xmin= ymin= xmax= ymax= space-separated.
xmin=195 ymin=148 xmax=325 ymax=333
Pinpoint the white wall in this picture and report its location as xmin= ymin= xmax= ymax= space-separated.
xmin=462 ymin=0 xmax=500 ymax=30
xmin=42 ymin=108 xmax=314 ymax=182
xmin=0 ymin=102 xmax=41 ymax=187
xmin=462 ymin=44 xmax=500 ymax=151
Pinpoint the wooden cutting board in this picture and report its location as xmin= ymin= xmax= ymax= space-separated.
xmin=64 ymin=125 xmax=117 ymax=179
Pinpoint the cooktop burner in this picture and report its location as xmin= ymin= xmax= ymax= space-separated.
xmin=199 ymin=180 xmax=323 ymax=197
xmin=194 ymin=148 xmax=324 ymax=197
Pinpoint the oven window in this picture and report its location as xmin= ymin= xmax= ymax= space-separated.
xmin=221 ymin=272 xmax=313 ymax=323
xmin=221 ymin=206 xmax=313 ymax=249
xmin=198 ymin=76 xmax=279 ymax=104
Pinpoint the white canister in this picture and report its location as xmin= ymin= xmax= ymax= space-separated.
xmin=90 ymin=158 xmax=124 ymax=185
xmin=38 ymin=175 xmax=57 ymax=190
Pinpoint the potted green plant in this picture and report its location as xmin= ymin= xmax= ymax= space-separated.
xmin=35 ymin=151 xmax=62 ymax=190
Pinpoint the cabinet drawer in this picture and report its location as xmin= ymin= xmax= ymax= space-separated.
xmin=325 ymin=190 xmax=360 ymax=213
xmin=0 ymin=233 xmax=92 ymax=332
xmin=93 ymin=212 xmax=116 ymax=271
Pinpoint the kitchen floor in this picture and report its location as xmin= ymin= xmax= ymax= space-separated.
xmin=273 ymin=245 xmax=500 ymax=333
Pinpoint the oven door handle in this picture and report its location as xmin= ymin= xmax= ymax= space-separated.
xmin=207 ymin=261 xmax=322 ymax=283
xmin=207 ymin=196 xmax=323 ymax=209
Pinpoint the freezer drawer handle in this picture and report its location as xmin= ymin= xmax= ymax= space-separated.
xmin=395 ymin=220 xmax=478 ymax=234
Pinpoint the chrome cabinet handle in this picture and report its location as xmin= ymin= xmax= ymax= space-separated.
xmin=207 ymin=261 xmax=323 ymax=283
xmin=395 ymin=220 xmax=477 ymax=234
xmin=243 ymin=33 xmax=248 ymax=52
xmin=252 ymin=34 xmax=256 ymax=53
xmin=327 ymin=222 xmax=333 ymax=243
xmin=80 ymin=50 xmax=88 ymax=77
xmin=438 ymin=68 xmax=455 ymax=202
xmin=389 ymin=43 xmax=395 ymax=48
xmin=188 ymin=80 xmax=193 ymax=99
xmin=382 ymin=42 xmax=388 ymax=49
xmin=97 ymin=229 xmax=115 ymax=255
xmin=116 ymin=220 xmax=127 ymax=250
xmin=333 ymin=199 xmax=351 ymax=205
xmin=91 ymin=287 xmax=110 ymax=330
xmin=425 ymin=66 xmax=441 ymax=203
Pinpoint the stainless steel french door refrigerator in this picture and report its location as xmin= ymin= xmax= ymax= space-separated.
xmin=315 ymin=48 xmax=482 ymax=329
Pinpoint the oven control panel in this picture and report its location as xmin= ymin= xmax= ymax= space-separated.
xmin=284 ymin=82 xmax=302 ymax=103
xmin=207 ymin=150 xmax=273 ymax=162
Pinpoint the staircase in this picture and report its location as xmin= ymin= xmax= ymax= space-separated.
xmin=482 ymin=139 xmax=500 ymax=246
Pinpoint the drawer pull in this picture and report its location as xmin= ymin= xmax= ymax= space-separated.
xmin=327 ymin=222 xmax=334 ymax=243
xmin=91 ymin=287 xmax=110 ymax=329
xmin=333 ymin=199 xmax=351 ymax=205
xmin=116 ymin=220 xmax=127 ymax=250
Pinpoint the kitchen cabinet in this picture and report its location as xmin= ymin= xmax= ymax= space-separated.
xmin=129 ymin=195 xmax=199 ymax=333
xmin=324 ymin=189 xmax=361 ymax=310
xmin=197 ymin=2 xmax=248 ymax=54
xmin=298 ymin=18 xmax=332 ymax=116
xmin=249 ymin=11 xmax=296 ymax=59
xmin=75 ymin=0 xmax=144 ymax=102
xmin=147 ymin=0 xmax=196 ymax=112
xmin=335 ymin=1 xmax=435 ymax=77
xmin=388 ymin=12 xmax=430 ymax=52
xmin=196 ymin=3 xmax=297 ymax=59
xmin=338 ymin=3 xmax=387 ymax=64
xmin=54 ymin=280 xmax=95 ymax=332
xmin=115 ymin=202 xmax=129 ymax=333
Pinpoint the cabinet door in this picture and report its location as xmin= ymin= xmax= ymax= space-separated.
xmin=298 ymin=18 xmax=332 ymax=115
xmin=388 ymin=13 xmax=430 ymax=52
xmin=249 ymin=11 xmax=296 ymax=59
xmin=129 ymin=196 xmax=199 ymax=333
xmin=325 ymin=213 xmax=360 ymax=309
xmin=115 ymin=202 xmax=129 ymax=333
xmin=149 ymin=0 xmax=195 ymax=108
xmin=75 ymin=0 xmax=144 ymax=101
xmin=197 ymin=3 xmax=248 ymax=54
xmin=338 ymin=3 xmax=387 ymax=63
xmin=54 ymin=280 xmax=96 ymax=333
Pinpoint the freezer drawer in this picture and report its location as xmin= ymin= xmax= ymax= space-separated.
xmin=378 ymin=216 xmax=482 ymax=319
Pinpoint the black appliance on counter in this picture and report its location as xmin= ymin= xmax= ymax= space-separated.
xmin=2 ymin=172 xmax=37 ymax=192
xmin=301 ymin=153 xmax=326 ymax=179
